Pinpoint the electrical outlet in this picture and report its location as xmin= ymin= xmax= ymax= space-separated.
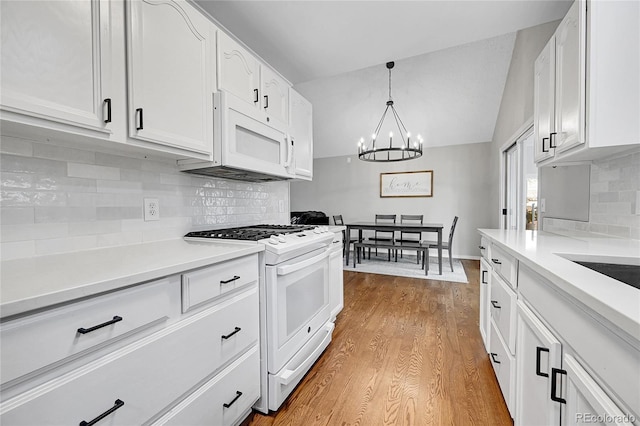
xmin=540 ymin=198 xmax=546 ymax=213
xmin=144 ymin=198 xmax=160 ymax=221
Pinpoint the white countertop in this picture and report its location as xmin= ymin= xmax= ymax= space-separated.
xmin=0 ymin=239 xmax=263 ymax=319
xmin=479 ymin=229 xmax=640 ymax=340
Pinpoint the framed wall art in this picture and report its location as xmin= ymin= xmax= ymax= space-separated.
xmin=380 ymin=170 xmax=433 ymax=198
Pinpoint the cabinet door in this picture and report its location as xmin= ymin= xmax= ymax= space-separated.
xmin=329 ymin=239 xmax=344 ymax=321
xmin=479 ymin=258 xmax=491 ymax=352
xmin=515 ymin=300 xmax=562 ymax=426
xmin=562 ymin=354 xmax=633 ymax=426
xmin=534 ymin=36 xmax=556 ymax=162
xmin=217 ymin=31 xmax=260 ymax=108
xmin=127 ymin=0 xmax=213 ymax=155
xmin=261 ymin=66 xmax=289 ymax=126
xmin=0 ymin=0 xmax=116 ymax=134
xmin=289 ymin=88 xmax=313 ymax=179
xmin=554 ymin=0 xmax=586 ymax=154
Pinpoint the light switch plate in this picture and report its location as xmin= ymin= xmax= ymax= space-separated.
xmin=144 ymin=198 xmax=160 ymax=221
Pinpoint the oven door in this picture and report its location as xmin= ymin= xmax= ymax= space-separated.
xmin=265 ymin=247 xmax=331 ymax=374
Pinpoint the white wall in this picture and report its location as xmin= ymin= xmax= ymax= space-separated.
xmin=294 ymin=33 xmax=515 ymax=159
xmin=0 ymin=135 xmax=290 ymax=260
xmin=489 ymin=21 xmax=560 ymax=227
xmin=290 ymin=142 xmax=493 ymax=258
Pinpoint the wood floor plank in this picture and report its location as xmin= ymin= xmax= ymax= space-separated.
xmin=243 ymin=260 xmax=512 ymax=426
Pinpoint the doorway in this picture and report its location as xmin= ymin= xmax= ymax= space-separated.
xmin=503 ymin=128 xmax=538 ymax=231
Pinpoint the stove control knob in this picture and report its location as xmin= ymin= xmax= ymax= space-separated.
xmin=276 ymin=234 xmax=287 ymax=243
xmin=269 ymin=236 xmax=280 ymax=245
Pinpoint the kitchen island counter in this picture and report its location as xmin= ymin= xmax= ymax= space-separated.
xmin=0 ymin=239 xmax=263 ymax=318
xmin=478 ymin=229 xmax=640 ymax=341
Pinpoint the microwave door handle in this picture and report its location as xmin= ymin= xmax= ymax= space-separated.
xmin=284 ymin=136 xmax=294 ymax=169
xmin=276 ymin=250 xmax=329 ymax=276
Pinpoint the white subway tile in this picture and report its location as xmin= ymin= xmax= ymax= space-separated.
xmin=97 ymin=207 xmax=142 ymax=220
xmin=96 ymin=180 xmax=142 ymax=194
xmin=96 ymin=231 xmax=143 ymax=248
xmin=1 ymin=223 xmax=68 ymax=242
xmin=68 ymin=163 xmax=120 ymax=181
xmin=95 ymin=152 xmax=143 ymax=170
xmin=35 ymin=235 xmax=98 ymax=256
xmin=0 ymin=136 xmax=34 ymax=156
xmin=2 ymin=155 xmax=67 ymax=175
xmin=1 ymin=207 xmax=35 ymax=225
xmin=1 ymin=240 xmax=36 ymax=260
xmin=33 ymin=143 xmax=95 ymax=164
xmin=68 ymin=220 xmax=121 ymax=236
xmin=34 ymin=206 xmax=96 ymax=223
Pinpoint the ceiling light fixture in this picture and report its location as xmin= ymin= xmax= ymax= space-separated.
xmin=358 ymin=61 xmax=423 ymax=162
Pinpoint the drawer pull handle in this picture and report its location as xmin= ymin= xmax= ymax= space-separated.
xmin=481 ymin=270 xmax=488 ymax=284
xmin=77 ymin=316 xmax=122 ymax=334
xmin=536 ymin=346 xmax=550 ymax=377
xmin=491 ymin=300 xmax=501 ymax=309
xmin=551 ymin=368 xmax=567 ymax=404
xmin=491 ymin=258 xmax=502 ymax=265
xmin=79 ymin=399 xmax=124 ymax=426
xmin=103 ymin=98 xmax=112 ymax=123
xmin=136 ymin=107 xmax=143 ymax=130
xmin=479 ymin=245 xmax=485 ymax=250
xmin=490 ymin=353 xmax=501 ymax=364
xmin=221 ymin=327 xmax=241 ymax=340
xmin=220 ymin=275 xmax=240 ymax=284
xmin=223 ymin=391 xmax=243 ymax=408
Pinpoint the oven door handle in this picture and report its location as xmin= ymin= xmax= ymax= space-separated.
xmin=276 ymin=249 xmax=330 ymax=276
xmin=280 ymin=323 xmax=334 ymax=386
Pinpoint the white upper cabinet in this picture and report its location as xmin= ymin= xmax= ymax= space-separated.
xmin=554 ymin=0 xmax=584 ymax=154
xmin=534 ymin=0 xmax=640 ymax=164
xmin=533 ymin=37 xmax=556 ymax=163
xmin=217 ymin=31 xmax=261 ymax=109
xmin=126 ymin=0 xmax=214 ymax=156
xmin=261 ymin=67 xmax=289 ymax=127
xmin=288 ymin=88 xmax=313 ymax=180
xmin=0 ymin=0 xmax=121 ymax=137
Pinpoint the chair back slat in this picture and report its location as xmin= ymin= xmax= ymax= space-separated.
xmin=449 ymin=216 xmax=459 ymax=245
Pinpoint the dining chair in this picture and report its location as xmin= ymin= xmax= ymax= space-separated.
xmin=424 ymin=216 xmax=459 ymax=272
xmin=333 ymin=215 xmax=357 ymax=257
xmin=367 ymin=214 xmax=396 ymax=261
xmin=396 ymin=214 xmax=423 ymax=264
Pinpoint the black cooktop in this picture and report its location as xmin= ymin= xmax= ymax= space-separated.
xmin=185 ymin=224 xmax=316 ymax=241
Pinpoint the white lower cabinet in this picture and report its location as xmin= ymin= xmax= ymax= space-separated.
xmin=489 ymin=320 xmax=515 ymax=417
xmin=562 ymin=354 xmax=633 ymax=426
xmin=329 ymin=230 xmax=344 ymax=321
xmin=479 ymin=258 xmax=491 ymax=352
xmin=153 ymin=346 xmax=260 ymax=426
xmin=0 ymin=256 xmax=261 ymax=426
xmin=515 ymin=299 xmax=562 ymax=426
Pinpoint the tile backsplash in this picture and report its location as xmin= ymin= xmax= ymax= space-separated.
xmin=1 ymin=135 xmax=290 ymax=260
xmin=543 ymin=149 xmax=640 ymax=240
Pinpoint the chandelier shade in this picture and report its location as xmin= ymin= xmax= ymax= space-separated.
xmin=358 ymin=61 xmax=423 ymax=162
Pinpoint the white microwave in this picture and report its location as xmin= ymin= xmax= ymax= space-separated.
xmin=178 ymin=91 xmax=295 ymax=181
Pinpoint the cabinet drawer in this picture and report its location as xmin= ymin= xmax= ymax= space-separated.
xmin=489 ymin=321 xmax=515 ymax=418
xmin=490 ymin=243 xmax=517 ymax=289
xmin=0 ymin=287 xmax=259 ymax=426
xmin=181 ymin=254 xmax=258 ymax=313
xmin=479 ymin=236 xmax=490 ymax=261
xmin=154 ymin=345 xmax=260 ymax=426
xmin=490 ymin=271 xmax=517 ymax=355
xmin=0 ymin=277 xmax=179 ymax=386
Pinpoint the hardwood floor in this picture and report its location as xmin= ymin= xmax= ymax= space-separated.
xmin=244 ymin=260 xmax=512 ymax=426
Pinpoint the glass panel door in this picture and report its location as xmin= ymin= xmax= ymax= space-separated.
xmin=504 ymin=129 xmax=538 ymax=231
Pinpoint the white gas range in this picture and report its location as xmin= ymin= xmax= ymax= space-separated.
xmin=185 ymin=224 xmax=335 ymax=413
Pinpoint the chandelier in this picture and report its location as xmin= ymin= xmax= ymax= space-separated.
xmin=358 ymin=61 xmax=423 ymax=162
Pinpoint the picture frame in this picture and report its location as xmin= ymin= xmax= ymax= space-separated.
xmin=380 ymin=170 xmax=433 ymax=198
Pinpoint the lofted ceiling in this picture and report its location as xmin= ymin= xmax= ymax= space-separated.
xmin=194 ymin=0 xmax=572 ymax=85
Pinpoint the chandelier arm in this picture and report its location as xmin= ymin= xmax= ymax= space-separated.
xmin=373 ymin=105 xmax=390 ymax=138
xmin=389 ymin=105 xmax=409 ymax=141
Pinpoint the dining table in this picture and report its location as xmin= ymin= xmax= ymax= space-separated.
xmin=344 ymin=222 xmax=444 ymax=275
